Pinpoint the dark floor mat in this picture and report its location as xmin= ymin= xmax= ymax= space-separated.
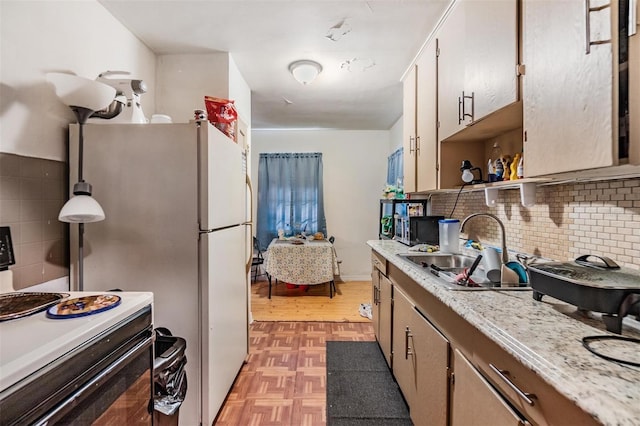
xmin=329 ymin=418 xmax=414 ymax=426
xmin=326 ymin=341 xmax=388 ymax=372
xmin=326 ymin=341 xmax=412 ymax=425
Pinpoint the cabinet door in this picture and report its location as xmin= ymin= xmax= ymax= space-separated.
xmin=392 ymin=287 xmax=415 ymax=404
xmin=451 ymin=349 xmax=525 ymax=426
xmin=523 ymin=0 xmax=614 ymax=176
xmin=403 ymin=65 xmax=418 ymax=192
xmin=464 ymin=0 xmax=518 ymax=120
xmin=371 ymin=268 xmax=381 ymax=342
xmin=437 ymin=0 xmax=466 ymax=142
xmin=378 ymin=274 xmax=393 ymax=367
xmin=393 ymin=287 xmax=449 ymax=426
xmin=416 ymin=39 xmax=439 ymax=191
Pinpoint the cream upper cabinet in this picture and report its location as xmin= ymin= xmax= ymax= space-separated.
xmin=437 ymin=0 xmax=466 ymax=141
xmin=451 ymin=349 xmax=525 ymax=426
xmin=438 ymin=0 xmax=519 ymax=142
xmin=403 ymin=39 xmax=439 ymax=193
xmin=523 ymin=0 xmax=615 ymax=176
xmin=392 ymin=287 xmax=449 ymax=426
xmin=403 ymin=65 xmax=418 ymax=193
xmin=464 ymin=0 xmax=518 ymax=120
xmin=416 ymin=39 xmax=439 ymax=191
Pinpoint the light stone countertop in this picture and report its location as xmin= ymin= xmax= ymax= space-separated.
xmin=367 ymin=239 xmax=640 ymax=426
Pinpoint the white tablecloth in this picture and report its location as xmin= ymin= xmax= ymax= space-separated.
xmin=265 ymin=238 xmax=339 ymax=285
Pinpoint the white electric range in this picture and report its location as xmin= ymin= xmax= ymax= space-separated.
xmin=0 ymin=291 xmax=153 ymax=395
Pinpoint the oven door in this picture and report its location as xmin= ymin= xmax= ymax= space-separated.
xmin=0 ymin=306 xmax=153 ymax=426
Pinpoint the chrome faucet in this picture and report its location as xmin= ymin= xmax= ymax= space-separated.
xmin=460 ymin=213 xmax=509 ymax=264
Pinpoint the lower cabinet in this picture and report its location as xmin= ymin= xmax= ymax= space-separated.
xmin=377 ymin=274 xmax=393 ymax=367
xmin=392 ymin=286 xmax=449 ymax=426
xmin=451 ymin=348 xmax=526 ymax=426
xmin=371 ymin=250 xmax=598 ymax=425
xmin=371 ymin=251 xmax=392 ymax=367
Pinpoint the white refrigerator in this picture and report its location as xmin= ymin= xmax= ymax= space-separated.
xmin=69 ymin=121 xmax=249 ymax=426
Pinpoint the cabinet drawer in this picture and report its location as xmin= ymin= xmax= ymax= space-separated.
xmin=472 ymin=339 xmax=598 ymax=426
xmin=371 ymin=250 xmax=387 ymax=275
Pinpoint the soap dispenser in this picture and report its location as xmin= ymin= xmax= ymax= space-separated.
xmin=510 ymin=153 xmax=521 ymax=180
xmin=517 ymin=154 xmax=524 ymax=178
xmin=490 ymin=142 xmax=504 ymax=181
xmin=487 ymin=159 xmax=496 ymax=182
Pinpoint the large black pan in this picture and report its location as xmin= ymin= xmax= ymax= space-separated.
xmin=527 ymin=255 xmax=640 ymax=334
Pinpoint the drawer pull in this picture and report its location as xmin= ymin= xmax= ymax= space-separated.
xmin=489 ymin=363 xmax=536 ymax=406
xmin=405 ymin=327 xmax=414 ymax=359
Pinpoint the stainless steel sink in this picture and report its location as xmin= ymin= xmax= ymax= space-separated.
xmin=397 ymin=253 xmax=478 ymax=269
xmin=396 ymin=253 xmax=531 ymax=291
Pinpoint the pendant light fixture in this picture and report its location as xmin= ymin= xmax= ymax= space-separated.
xmin=289 ymin=60 xmax=323 ymax=85
xmin=47 ymin=72 xmax=115 ymax=290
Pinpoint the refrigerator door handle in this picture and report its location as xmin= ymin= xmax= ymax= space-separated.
xmin=245 ymin=222 xmax=253 ymax=273
xmin=245 ymin=174 xmax=254 ymax=272
xmin=246 ymin=175 xmax=253 ymax=224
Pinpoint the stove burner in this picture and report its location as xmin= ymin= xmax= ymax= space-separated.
xmin=0 ymin=292 xmax=69 ymax=321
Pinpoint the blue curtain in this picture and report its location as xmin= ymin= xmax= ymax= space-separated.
xmin=256 ymin=153 xmax=327 ymax=250
xmin=386 ymin=147 xmax=403 ymax=187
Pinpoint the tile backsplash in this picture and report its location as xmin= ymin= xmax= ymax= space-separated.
xmin=0 ymin=153 xmax=69 ymax=289
xmin=430 ymin=178 xmax=640 ymax=270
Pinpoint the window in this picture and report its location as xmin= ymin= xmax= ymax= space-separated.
xmin=387 ymin=147 xmax=403 ymax=188
xmin=255 ymin=153 xmax=327 ymax=250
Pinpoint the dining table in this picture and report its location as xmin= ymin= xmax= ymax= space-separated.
xmin=264 ymin=237 xmax=339 ymax=298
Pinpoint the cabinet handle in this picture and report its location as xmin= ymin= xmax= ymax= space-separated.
xmin=489 ymin=364 xmax=536 ymax=406
xmin=415 ymin=135 xmax=421 ymax=154
xmin=461 ymin=91 xmax=474 ymax=123
xmin=405 ymin=327 xmax=413 ymax=359
xmin=457 ymin=96 xmax=463 ymax=124
xmin=409 ymin=136 xmax=416 ymax=154
xmin=585 ymin=0 xmax=612 ymax=54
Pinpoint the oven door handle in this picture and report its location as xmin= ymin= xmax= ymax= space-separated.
xmin=33 ymin=336 xmax=153 ymax=425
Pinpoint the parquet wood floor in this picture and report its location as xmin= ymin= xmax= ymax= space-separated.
xmin=214 ymin=322 xmax=375 ymax=425
xmin=250 ymin=278 xmax=372 ymax=322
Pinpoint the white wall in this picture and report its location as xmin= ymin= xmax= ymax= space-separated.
xmin=0 ymin=0 xmax=156 ymax=161
xmin=251 ymin=130 xmax=389 ymax=280
xmin=156 ymin=52 xmax=251 ymax=126
xmin=389 ymin=116 xmax=403 ymax=153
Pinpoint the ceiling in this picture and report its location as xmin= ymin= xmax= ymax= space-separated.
xmin=98 ymin=0 xmax=452 ymax=130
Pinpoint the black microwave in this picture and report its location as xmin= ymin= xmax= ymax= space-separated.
xmin=395 ymin=215 xmax=444 ymax=246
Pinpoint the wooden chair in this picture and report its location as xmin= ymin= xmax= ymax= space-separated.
xmin=328 ymin=236 xmax=342 ymax=276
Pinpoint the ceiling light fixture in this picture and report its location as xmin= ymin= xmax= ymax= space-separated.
xmin=289 ymin=60 xmax=322 ymax=85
